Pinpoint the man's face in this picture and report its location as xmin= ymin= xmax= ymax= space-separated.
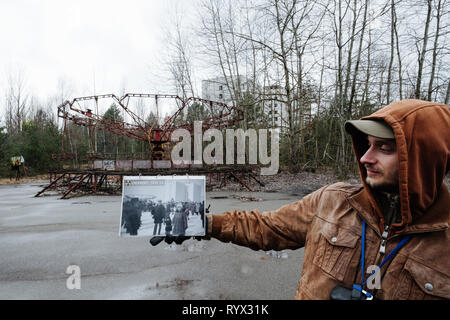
xmin=360 ymin=135 xmax=399 ymax=193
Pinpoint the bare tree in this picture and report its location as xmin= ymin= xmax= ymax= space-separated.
xmin=393 ymin=0 xmax=404 ymax=100
xmin=164 ymin=3 xmax=197 ymax=99
xmin=198 ymin=0 xmax=241 ymax=104
xmin=349 ymin=0 xmax=369 ymax=109
xmin=427 ymin=0 xmax=443 ymax=100
xmin=386 ymin=0 xmax=396 ymax=104
xmin=445 ymin=80 xmax=450 ymax=104
xmin=415 ymin=0 xmax=432 ymax=99
xmin=185 ymin=0 xmax=450 ymax=174
xmin=5 ymin=67 xmax=29 ymax=135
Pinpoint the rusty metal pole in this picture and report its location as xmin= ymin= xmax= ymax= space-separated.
xmin=35 ymin=173 xmax=67 ymax=197
xmin=61 ymin=173 xmax=91 ymax=199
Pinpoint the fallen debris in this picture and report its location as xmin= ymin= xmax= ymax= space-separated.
xmin=230 ymin=194 xmax=262 ymax=202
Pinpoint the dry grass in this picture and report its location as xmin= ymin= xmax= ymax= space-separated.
xmin=0 ymin=174 xmax=48 ymax=185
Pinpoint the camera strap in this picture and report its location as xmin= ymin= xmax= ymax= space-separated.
xmin=354 ymin=220 xmax=411 ymax=299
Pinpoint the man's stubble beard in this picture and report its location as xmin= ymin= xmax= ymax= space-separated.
xmin=366 ymin=176 xmax=399 ymax=194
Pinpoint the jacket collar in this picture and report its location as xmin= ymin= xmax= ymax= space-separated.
xmin=346 ymin=187 xmax=383 ymax=236
xmin=346 ymin=184 xmax=449 ymax=236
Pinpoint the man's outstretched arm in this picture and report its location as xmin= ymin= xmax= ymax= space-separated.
xmin=206 ymin=186 xmax=326 ymax=251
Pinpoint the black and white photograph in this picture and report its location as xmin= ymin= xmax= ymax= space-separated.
xmin=119 ymin=176 xmax=206 ymax=237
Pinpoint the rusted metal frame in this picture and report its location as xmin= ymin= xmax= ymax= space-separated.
xmin=121 ymin=93 xmax=180 ymax=101
xmin=229 ymin=172 xmax=253 ymax=191
xmin=73 ymin=97 xmax=145 ymax=133
xmin=41 ymin=167 xmax=259 ymax=198
xmin=35 ymin=173 xmax=67 ymax=197
xmin=57 ymin=93 xmax=244 ymax=144
xmin=61 ymin=116 xmax=68 ymax=155
xmin=67 ymin=173 xmax=84 ymax=191
xmin=61 ymin=104 xmax=147 ymax=142
xmin=93 ymin=174 xmax=98 ymax=193
xmin=114 ymin=97 xmax=147 ymax=130
xmin=63 ymin=95 xmax=145 ymax=137
xmin=60 ymin=173 xmax=91 ymax=199
xmin=68 ymin=173 xmax=82 ymax=185
xmin=160 ymin=97 xmax=190 ymax=135
xmin=184 ymin=96 xmax=230 ymax=109
xmin=248 ymin=173 xmax=265 ymax=187
xmin=97 ymin=120 xmax=145 ymax=141
xmin=57 ymin=101 xmax=71 ymax=119
xmin=219 ymin=174 xmax=227 ymax=188
xmin=160 ymin=97 xmax=243 ymax=136
xmin=54 ymin=93 xmax=247 ymax=172
xmin=73 ymin=93 xmax=119 ymax=102
xmin=98 ymin=174 xmax=107 ymax=187
xmin=59 ymin=93 xmax=243 ymax=128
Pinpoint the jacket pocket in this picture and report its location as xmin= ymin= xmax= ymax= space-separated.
xmin=313 ymin=223 xmax=360 ymax=281
xmin=394 ymin=258 xmax=450 ymax=300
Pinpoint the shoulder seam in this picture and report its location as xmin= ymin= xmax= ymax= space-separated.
xmin=323 ymin=182 xmax=363 ymax=194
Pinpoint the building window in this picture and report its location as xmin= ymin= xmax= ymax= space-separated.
xmin=219 ymin=94 xmax=223 ymax=99
xmin=219 ymin=85 xmax=223 ymax=91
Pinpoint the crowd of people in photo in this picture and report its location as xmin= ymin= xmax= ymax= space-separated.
xmin=121 ymin=197 xmax=205 ymax=236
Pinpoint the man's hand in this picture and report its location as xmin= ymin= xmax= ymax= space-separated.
xmin=149 ymin=235 xmax=202 ymax=246
xmin=150 ymin=209 xmax=210 ymax=246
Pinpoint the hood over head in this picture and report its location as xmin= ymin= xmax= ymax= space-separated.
xmin=346 ymin=99 xmax=450 ymax=232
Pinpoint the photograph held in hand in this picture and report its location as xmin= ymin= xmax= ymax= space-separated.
xmin=120 ymin=176 xmax=206 ymax=238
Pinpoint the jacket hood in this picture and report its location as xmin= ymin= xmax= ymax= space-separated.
xmin=349 ymin=99 xmax=450 ymax=232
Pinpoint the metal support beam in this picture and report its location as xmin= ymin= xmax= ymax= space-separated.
xmin=229 ymin=172 xmax=253 ymax=191
xmin=60 ymin=173 xmax=91 ymax=199
xmin=249 ymin=173 xmax=265 ymax=187
xmin=35 ymin=173 xmax=67 ymax=197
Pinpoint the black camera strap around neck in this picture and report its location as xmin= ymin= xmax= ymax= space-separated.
xmin=354 ymin=220 xmax=411 ymax=299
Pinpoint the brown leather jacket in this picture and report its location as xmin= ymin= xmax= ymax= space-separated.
xmin=207 ymin=100 xmax=450 ymax=300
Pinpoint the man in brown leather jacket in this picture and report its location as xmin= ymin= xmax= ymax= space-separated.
xmin=153 ymin=99 xmax=450 ymax=300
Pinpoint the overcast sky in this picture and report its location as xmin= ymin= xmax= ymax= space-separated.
xmin=0 ymin=0 xmax=197 ymax=109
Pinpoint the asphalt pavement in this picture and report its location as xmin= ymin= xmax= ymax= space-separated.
xmin=0 ymin=182 xmax=304 ymax=300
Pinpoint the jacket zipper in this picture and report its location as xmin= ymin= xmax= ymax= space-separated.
xmin=371 ymin=194 xmax=397 ymax=283
xmin=368 ymin=224 xmax=392 ymax=297
xmin=379 ymin=225 xmax=389 ymax=255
